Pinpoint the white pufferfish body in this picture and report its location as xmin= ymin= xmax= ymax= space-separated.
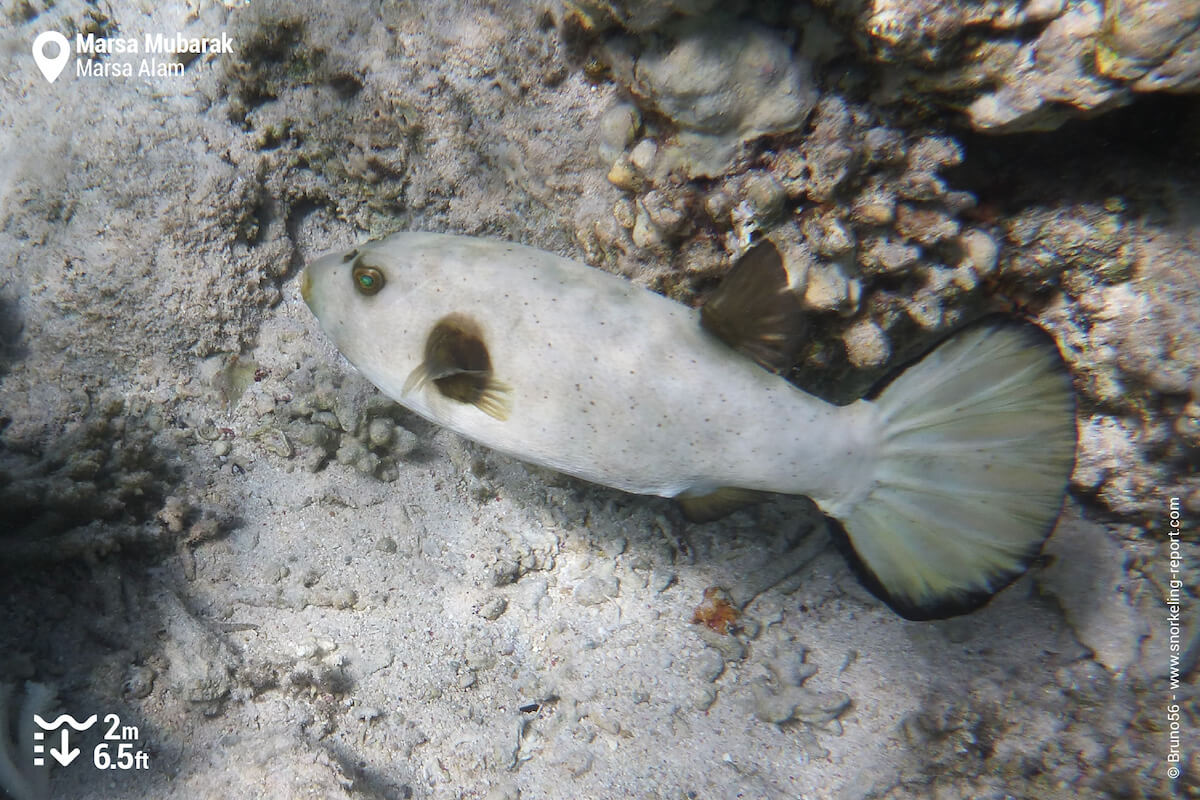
xmin=302 ymin=232 xmax=1077 ymax=620
xmin=304 ymin=232 xmax=875 ymax=508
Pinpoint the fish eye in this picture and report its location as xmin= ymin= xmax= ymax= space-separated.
xmin=352 ymin=263 xmax=385 ymax=296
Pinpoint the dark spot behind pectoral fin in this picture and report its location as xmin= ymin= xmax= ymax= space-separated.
xmin=700 ymin=239 xmax=805 ymax=373
xmin=403 ymin=313 xmax=512 ymax=421
xmin=677 ymin=487 xmax=768 ymax=523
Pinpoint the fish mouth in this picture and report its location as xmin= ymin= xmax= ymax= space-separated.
xmin=299 ymin=268 xmax=313 ymax=305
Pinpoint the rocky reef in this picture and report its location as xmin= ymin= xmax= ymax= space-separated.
xmin=564 ymin=0 xmax=1200 ymax=131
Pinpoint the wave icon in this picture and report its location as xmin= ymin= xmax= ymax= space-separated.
xmin=33 ymin=713 xmax=97 ymax=731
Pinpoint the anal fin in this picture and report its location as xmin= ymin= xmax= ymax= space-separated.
xmin=700 ymin=240 xmax=805 ymax=373
xmin=677 ymin=487 xmax=767 ymax=523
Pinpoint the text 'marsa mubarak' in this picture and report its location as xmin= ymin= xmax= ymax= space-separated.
xmin=74 ymin=31 xmax=235 ymax=56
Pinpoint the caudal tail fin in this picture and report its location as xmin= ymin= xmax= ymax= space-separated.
xmin=831 ymin=321 xmax=1077 ymax=620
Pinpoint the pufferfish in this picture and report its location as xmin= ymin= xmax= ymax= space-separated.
xmin=301 ymin=232 xmax=1076 ymax=620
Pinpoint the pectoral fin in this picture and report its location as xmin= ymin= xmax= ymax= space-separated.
xmin=401 ymin=362 xmax=431 ymax=396
xmin=677 ymin=487 xmax=768 ymax=523
xmin=700 ymin=240 xmax=805 ymax=373
xmin=403 ymin=313 xmax=512 ymax=421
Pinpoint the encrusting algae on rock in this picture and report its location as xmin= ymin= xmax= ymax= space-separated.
xmin=302 ymin=231 xmax=1077 ymax=620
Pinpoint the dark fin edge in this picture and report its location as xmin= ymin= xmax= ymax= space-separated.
xmin=826 ymin=513 xmax=1057 ymax=621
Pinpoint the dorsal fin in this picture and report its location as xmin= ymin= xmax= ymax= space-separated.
xmin=699 ymin=240 xmax=805 ymax=373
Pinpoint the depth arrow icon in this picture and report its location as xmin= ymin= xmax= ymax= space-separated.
xmin=49 ymin=729 xmax=79 ymax=766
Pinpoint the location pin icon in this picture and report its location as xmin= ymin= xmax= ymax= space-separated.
xmin=32 ymin=31 xmax=70 ymax=83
